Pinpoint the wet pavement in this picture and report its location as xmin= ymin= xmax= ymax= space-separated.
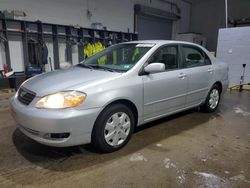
xmin=0 ymin=91 xmax=250 ymax=187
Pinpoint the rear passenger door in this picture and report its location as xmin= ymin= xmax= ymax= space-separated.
xmin=181 ymin=45 xmax=213 ymax=107
xmin=142 ymin=45 xmax=188 ymax=121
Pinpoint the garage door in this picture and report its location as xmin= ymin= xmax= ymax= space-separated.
xmin=137 ymin=14 xmax=173 ymax=40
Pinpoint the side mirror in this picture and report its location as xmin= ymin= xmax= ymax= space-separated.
xmin=144 ymin=63 xmax=165 ymax=74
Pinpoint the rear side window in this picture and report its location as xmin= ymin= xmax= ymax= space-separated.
xmin=148 ymin=46 xmax=179 ymax=70
xmin=182 ymin=45 xmax=211 ymax=68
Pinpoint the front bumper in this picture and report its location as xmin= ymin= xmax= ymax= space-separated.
xmin=10 ymin=95 xmax=102 ymax=147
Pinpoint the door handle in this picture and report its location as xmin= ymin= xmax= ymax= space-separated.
xmin=178 ymin=73 xmax=186 ymax=79
xmin=208 ymin=68 xmax=214 ymax=73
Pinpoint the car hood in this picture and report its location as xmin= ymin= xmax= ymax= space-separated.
xmin=22 ymin=66 xmax=121 ymax=97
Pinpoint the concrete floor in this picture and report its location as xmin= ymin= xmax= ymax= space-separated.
xmin=0 ymin=91 xmax=250 ymax=188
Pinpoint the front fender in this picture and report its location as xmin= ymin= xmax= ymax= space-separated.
xmin=75 ymin=76 xmax=144 ymax=118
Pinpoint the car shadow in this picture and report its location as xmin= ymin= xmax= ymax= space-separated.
xmin=5 ymin=107 xmax=222 ymax=185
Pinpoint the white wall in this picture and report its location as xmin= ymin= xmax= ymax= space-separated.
xmin=217 ymin=27 xmax=250 ymax=86
xmin=8 ymin=37 xmax=25 ymax=72
xmin=0 ymin=43 xmax=6 ymax=70
xmin=0 ymin=0 xmax=191 ymax=33
xmin=0 ymin=0 xmax=191 ymax=72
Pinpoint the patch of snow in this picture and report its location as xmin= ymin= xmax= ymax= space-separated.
xmin=201 ymin=158 xmax=207 ymax=163
xmin=156 ymin=143 xmax=162 ymax=147
xmin=176 ymin=169 xmax=186 ymax=184
xmin=163 ymin=158 xmax=171 ymax=168
xmin=234 ymin=107 xmax=250 ymax=116
xmin=163 ymin=158 xmax=177 ymax=169
xmin=224 ymin=171 xmax=230 ymax=174
xmin=129 ymin=153 xmax=147 ymax=162
xmin=230 ymin=174 xmax=250 ymax=184
xmin=230 ymin=174 xmax=245 ymax=181
xmin=194 ymin=171 xmax=219 ymax=179
xmin=176 ymin=175 xmax=185 ymax=184
xmin=194 ymin=171 xmax=231 ymax=187
xmin=170 ymin=163 xmax=177 ymax=168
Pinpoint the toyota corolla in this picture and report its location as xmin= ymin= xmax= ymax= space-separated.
xmin=10 ymin=40 xmax=229 ymax=153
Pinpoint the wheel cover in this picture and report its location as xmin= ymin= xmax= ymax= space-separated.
xmin=104 ymin=112 xmax=131 ymax=146
xmin=209 ymin=89 xmax=219 ymax=109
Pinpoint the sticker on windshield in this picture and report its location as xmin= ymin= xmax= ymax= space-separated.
xmin=136 ymin=43 xmax=155 ymax=48
xmin=123 ymin=65 xmax=131 ymax=69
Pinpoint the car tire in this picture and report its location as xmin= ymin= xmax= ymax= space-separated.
xmin=91 ymin=103 xmax=135 ymax=153
xmin=201 ymin=84 xmax=221 ymax=113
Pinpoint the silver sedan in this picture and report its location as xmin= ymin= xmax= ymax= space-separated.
xmin=10 ymin=40 xmax=229 ymax=153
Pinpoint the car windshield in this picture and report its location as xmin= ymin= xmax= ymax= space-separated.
xmin=78 ymin=43 xmax=154 ymax=72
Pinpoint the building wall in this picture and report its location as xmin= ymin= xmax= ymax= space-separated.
xmin=190 ymin=0 xmax=226 ymax=51
xmin=228 ymin=0 xmax=250 ymax=19
xmin=190 ymin=0 xmax=250 ymax=51
xmin=0 ymin=0 xmax=191 ymax=71
xmin=0 ymin=0 xmax=191 ymax=34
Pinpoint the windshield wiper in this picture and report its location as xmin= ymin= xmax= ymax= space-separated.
xmin=77 ymin=63 xmax=94 ymax=70
xmin=78 ymin=64 xmax=124 ymax=72
xmin=88 ymin=65 xmax=117 ymax=72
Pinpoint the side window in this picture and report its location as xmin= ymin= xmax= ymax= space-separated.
xmin=182 ymin=45 xmax=211 ymax=68
xmin=148 ymin=46 xmax=178 ymax=70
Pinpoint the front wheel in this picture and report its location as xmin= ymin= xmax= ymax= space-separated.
xmin=91 ymin=104 xmax=135 ymax=153
xmin=201 ymin=85 xmax=221 ymax=112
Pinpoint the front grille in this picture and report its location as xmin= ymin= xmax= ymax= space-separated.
xmin=17 ymin=87 xmax=36 ymax=105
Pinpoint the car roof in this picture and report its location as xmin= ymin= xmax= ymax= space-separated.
xmin=125 ymin=40 xmax=198 ymax=46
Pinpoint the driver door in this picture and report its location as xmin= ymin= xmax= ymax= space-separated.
xmin=142 ymin=45 xmax=188 ymax=122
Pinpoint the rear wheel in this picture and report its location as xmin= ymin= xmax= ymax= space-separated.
xmin=91 ymin=104 xmax=135 ymax=153
xmin=201 ymin=85 xmax=221 ymax=112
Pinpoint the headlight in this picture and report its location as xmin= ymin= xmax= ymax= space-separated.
xmin=35 ymin=91 xmax=86 ymax=109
